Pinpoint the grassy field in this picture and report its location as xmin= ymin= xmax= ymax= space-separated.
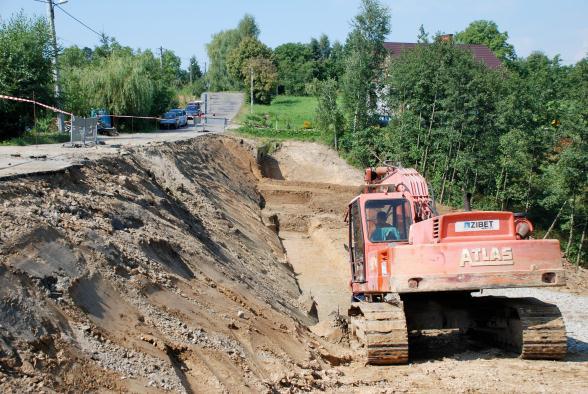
xmin=236 ymin=95 xmax=326 ymax=142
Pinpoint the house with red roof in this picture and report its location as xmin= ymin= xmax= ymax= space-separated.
xmin=384 ymin=35 xmax=502 ymax=69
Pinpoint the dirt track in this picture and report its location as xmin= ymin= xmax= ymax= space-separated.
xmin=0 ymin=135 xmax=587 ymax=393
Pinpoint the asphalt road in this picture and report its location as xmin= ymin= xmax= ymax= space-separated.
xmin=0 ymin=92 xmax=244 ymax=179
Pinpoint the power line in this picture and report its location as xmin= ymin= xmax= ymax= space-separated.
xmin=54 ymin=3 xmax=103 ymax=38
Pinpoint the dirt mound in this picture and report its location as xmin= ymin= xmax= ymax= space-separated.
xmin=265 ymin=141 xmax=363 ymax=185
xmin=0 ymin=135 xmax=329 ymax=392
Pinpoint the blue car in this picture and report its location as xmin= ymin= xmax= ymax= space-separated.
xmin=159 ymin=111 xmax=180 ymax=129
xmin=170 ymin=109 xmax=188 ymax=127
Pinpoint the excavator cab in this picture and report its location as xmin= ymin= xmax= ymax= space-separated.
xmin=348 ymin=195 xmax=412 ymax=284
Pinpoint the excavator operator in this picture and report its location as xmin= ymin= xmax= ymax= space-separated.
xmin=371 ymin=211 xmax=400 ymax=242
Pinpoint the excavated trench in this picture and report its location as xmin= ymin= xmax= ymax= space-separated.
xmin=257 ymin=148 xmax=361 ymax=323
xmin=256 ymin=148 xmax=471 ymax=359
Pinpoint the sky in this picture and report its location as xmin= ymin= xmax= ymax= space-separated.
xmin=1 ymin=0 xmax=587 ymax=68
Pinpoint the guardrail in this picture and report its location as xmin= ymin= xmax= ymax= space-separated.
xmin=194 ymin=116 xmax=228 ymax=131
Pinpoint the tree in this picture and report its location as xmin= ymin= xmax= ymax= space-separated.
xmin=206 ymin=15 xmax=260 ymax=91
xmin=324 ymin=41 xmax=345 ymax=80
xmin=188 ymin=56 xmax=202 ymax=81
xmin=244 ymin=57 xmax=278 ymax=105
xmin=161 ymin=49 xmax=184 ymax=87
xmin=456 ymin=20 xmax=516 ymax=63
xmin=236 ymin=14 xmax=260 ymax=39
xmin=227 ymin=37 xmax=273 ymax=82
xmin=0 ymin=12 xmax=53 ymax=138
xmin=274 ymin=43 xmax=315 ymax=95
xmin=308 ymin=78 xmax=344 ymax=148
xmin=341 ymin=0 xmax=391 ymax=132
xmin=383 ymin=38 xmax=502 ymax=205
xmin=61 ymin=46 xmax=176 ymax=117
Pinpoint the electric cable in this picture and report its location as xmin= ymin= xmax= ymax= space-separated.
xmin=54 ymin=3 xmax=103 ymax=38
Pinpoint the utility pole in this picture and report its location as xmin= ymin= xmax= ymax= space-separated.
xmin=159 ymin=46 xmax=164 ymax=68
xmin=46 ymin=0 xmax=65 ymax=132
xmin=250 ymin=65 xmax=254 ymax=114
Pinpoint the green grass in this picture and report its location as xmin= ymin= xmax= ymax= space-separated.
xmin=0 ymin=131 xmax=70 ymax=146
xmin=237 ymin=126 xmax=325 ymax=142
xmin=236 ymin=95 xmax=325 ymax=142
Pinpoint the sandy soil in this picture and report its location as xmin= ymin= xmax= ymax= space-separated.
xmin=0 ymin=134 xmax=586 ymax=393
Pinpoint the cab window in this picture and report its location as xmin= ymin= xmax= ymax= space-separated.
xmin=365 ymin=199 xmax=412 ymax=242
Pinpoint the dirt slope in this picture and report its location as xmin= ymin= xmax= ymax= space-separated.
xmin=0 ymin=136 xmax=328 ymax=393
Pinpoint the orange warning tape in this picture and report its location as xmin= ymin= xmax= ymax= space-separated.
xmin=0 ymin=94 xmax=73 ymax=116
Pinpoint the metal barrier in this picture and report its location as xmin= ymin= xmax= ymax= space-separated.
xmin=194 ymin=116 xmax=228 ymax=131
xmin=70 ymin=116 xmax=98 ymax=146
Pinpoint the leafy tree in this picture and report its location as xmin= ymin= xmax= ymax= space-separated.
xmin=206 ymin=15 xmax=260 ymax=91
xmin=237 ymin=14 xmax=260 ymax=39
xmin=308 ymin=78 xmax=344 ymax=148
xmin=382 ymin=38 xmax=502 ymax=206
xmin=274 ymin=43 xmax=315 ymax=95
xmin=455 ymin=20 xmax=516 ymax=63
xmin=0 ymin=12 xmax=53 ymax=138
xmin=161 ymin=49 xmax=184 ymax=87
xmin=341 ymin=0 xmax=391 ymax=132
xmin=188 ymin=56 xmax=202 ymax=80
xmin=244 ymin=57 xmax=278 ymax=105
xmin=323 ymin=41 xmax=345 ymax=80
xmin=61 ymin=46 xmax=93 ymax=69
xmin=227 ymin=37 xmax=273 ymax=82
xmin=61 ymin=48 xmax=176 ymax=117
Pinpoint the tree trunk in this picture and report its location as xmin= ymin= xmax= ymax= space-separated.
xmin=448 ymin=140 xmax=462 ymax=204
xmin=576 ymin=220 xmax=587 ymax=265
xmin=500 ymin=170 xmax=508 ymax=211
xmin=495 ymin=167 xmax=505 ymax=205
xmin=439 ymin=142 xmax=453 ymax=204
xmin=523 ymin=173 xmax=533 ymax=212
xmin=421 ymin=92 xmax=437 ymax=174
xmin=566 ymin=196 xmax=576 ymax=256
xmin=543 ymin=200 xmax=568 ymax=239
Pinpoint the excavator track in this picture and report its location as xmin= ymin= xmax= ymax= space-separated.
xmin=472 ymin=297 xmax=567 ymax=360
xmin=511 ymin=298 xmax=567 ymax=360
xmin=349 ymin=301 xmax=409 ymax=365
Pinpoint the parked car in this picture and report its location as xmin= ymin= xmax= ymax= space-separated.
xmin=159 ymin=111 xmax=180 ymax=129
xmin=170 ymin=109 xmax=188 ymax=127
xmin=185 ymin=101 xmax=202 ymax=120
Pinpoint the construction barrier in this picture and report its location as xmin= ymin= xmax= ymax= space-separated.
xmin=70 ymin=116 xmax=98 ymax=146
xmin=0 ymin=94 xmax=73 ymax=116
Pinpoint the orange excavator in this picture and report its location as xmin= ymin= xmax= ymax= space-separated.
xmin=346 ymin=163 xmax=567 ymax=364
